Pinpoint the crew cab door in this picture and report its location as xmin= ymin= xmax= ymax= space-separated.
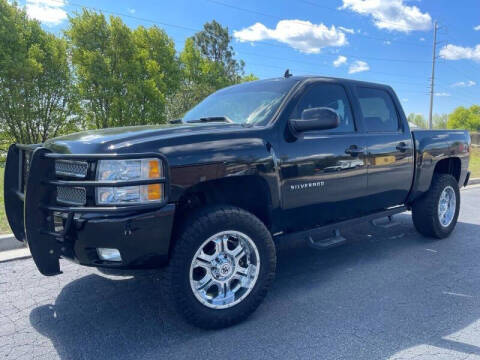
xmin=277 ymin=81 xmax=368 ymax=230
xmin=353 ymin=86 xmax=414 ymax=210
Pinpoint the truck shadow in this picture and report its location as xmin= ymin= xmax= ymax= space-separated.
xmin=29 ymin=215 xmax=480 ymax=360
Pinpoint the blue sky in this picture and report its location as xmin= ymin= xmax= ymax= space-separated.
xmin=21 ymin=0 xmax=480 ymax=117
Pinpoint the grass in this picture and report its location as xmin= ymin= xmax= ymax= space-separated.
xmin=470 ymin=147 xmax=480 ymax=179
xmin=0 ymin=167 xmax=10 ymax=234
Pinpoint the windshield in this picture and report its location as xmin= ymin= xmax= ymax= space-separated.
xmin=183 ymin=78 xmax=298 ymax=126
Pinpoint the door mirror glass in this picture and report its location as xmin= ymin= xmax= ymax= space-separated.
xmin=289 ymin=107 xmax=340 ymax=133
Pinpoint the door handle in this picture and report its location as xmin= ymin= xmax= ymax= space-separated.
xmin=396 ymin=142 xmax=409 ymax=152
xmin=345 ymin=146 xmax=365 ymax=156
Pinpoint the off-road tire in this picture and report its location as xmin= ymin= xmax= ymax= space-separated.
xmin=165 ymin=206 xmax=276 ymax=329
xmin=412 ymin=174 xmax=460 ymax=239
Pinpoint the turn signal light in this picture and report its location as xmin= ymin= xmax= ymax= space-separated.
xmin=147 ymin=184 xmax=163 ymax=201
xmin=148 ymin=160 xmax=162 ymax=178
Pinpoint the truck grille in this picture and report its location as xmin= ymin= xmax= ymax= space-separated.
xmin=55 ymin=160 xmax=88 ymax=178
xmin=56 ymin=186 xmax=87 ymax=206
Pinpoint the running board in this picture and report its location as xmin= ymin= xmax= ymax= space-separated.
xmin=308 ymin=229 xmax=347 ymax=249
xmin=275 ymin=206 xmax=408 ymax=246
xmin=370 ymin=215 xmax=398 ymax=229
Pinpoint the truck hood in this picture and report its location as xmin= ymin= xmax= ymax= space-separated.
xmin=44 ymin=123 xmax=246 ymax=154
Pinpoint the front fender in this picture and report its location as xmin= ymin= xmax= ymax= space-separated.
xmin=162 ymin=136 xmax=280 ymax=209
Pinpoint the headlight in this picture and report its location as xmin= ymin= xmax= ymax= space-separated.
xmin=96 ymin=158 xmax=164 ymax=205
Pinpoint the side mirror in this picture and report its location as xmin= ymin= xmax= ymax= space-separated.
xmin=289 ymin=107 xmax=340 ymax=133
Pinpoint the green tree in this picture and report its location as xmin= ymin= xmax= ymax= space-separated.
xmin=167 ymin=22 xmax=255 ymax=119
xmin=447 ymin=105 xmax=480 ymax=131
xmin=165 ymin=38 xmax=218 ymax=120
xmin=432 ymin=113 xmax=448 ymax=129
xmin=241 ymin=74 xmax=259 ymax=83
xmin=193 ymin=20 xmax=244 ymax=84
xmin=407 ymin=113 xmax=427 ymax=128
xmin=0 ymin=0 xmax=77 ymax=144
xmin=65 ymin=10 xmax=179 ymax=128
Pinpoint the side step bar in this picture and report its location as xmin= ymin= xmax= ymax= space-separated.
xmin=275 ymin=205 xmax=409 ymax=248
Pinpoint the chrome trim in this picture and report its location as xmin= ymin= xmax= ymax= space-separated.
xmin=438 ymin=185 xmax=456 ymax=227
xmin=55 ymin=160 xmax=88 ymax=178
xmin=189 ymin=230 xmax=260 ymax=310
xmin=56 ymin=186 xmax=87 ymax=206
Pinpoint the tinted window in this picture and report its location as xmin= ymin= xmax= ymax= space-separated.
xmin=293 ymin=83 xmax=355 ymax=133
xmin=357 ymin=87 xmax=399 ymax=132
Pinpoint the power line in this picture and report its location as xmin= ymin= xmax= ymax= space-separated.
xmin=206 ymin=0 xmax=430 ymax=48
xmin=52 ymin=0 xmax=453 ymax=102
xmin=56 ymin=0 xmax=432 ymax=65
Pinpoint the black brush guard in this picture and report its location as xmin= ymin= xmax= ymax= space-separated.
xmin=4 ymin=144 xmax=170 ymax=276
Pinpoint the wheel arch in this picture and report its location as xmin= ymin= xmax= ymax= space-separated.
xmin=433 ymin=157 xmax=461 ymax=183
xmin=171 ymin=175 xmax=274 ymax=240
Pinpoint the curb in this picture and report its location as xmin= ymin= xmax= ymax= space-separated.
xmin=0 ymin=233 xmax=26 ymax=252
xmin=0 ymin=247 xmax=31 ymax=263
xmin=469 ymin=178 xmax=480 ymax=186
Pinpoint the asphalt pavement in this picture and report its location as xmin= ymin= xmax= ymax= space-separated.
xmin=1 ymin=186 xmax=480 ymax=360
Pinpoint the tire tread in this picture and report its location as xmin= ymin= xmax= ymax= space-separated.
xmin=164 ymin=205 xmax=276 ymax=329
xmin=412 ymin=174 xmax=460 ymax=239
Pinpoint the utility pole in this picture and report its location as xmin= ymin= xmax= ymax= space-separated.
xmin=428 ymin=21 xmax=438 ymax=129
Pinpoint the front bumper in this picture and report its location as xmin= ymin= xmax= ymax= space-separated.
xmin=4 ymin=144 xmax=175 ymax=276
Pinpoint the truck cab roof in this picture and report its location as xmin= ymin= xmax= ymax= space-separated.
xmin=270 ymin=75 xmax=394 ymax=91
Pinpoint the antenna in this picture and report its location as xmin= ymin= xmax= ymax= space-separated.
xmin=284 ymin=69 xmax=292 ymax=78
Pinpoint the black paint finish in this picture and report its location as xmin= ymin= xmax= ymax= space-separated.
xmin=4 ymin=76 xmax=471 ymax=273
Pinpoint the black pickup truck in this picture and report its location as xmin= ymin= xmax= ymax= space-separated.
xmin=4 ymin=76 xmax=471 ymax=328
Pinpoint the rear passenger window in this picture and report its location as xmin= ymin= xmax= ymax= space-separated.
xmin=357 ymin=87 xmax=399 ymax=132
xmin=293 ymin=83 xmax=355 ymax=133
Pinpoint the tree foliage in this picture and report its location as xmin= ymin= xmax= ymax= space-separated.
xmin=447 ymin=105 xmax=480 ymax=131
xmin=65 ymin=10 xmax=180 ymax=128
xmin=432 ymin=113 xmax=448 ymax=129
xmin=407 ymin=113 xmax=427 ymax=128
xmin=166 ymin=21 xmax=256 ymax=119
xmin=407 ymin=113 xmax=449 ymax=129
xmin=193 ymin=20 xmax=244 ymax=84
xmin=1 ymin=6 xmax=259 ymax=143
xmin=0 ymin=0 xmax=77 ymax=144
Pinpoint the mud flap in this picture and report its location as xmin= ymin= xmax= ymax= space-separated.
xmin=24 ymin=148 xmax=61 ymax=276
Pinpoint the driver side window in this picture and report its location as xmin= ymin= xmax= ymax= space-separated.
xmin=293 ymin=83 xmax=355 ymax=133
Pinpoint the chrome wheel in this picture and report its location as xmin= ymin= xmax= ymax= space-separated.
xmin=189 ymin=231 xmax=260 ymax=309
xmin=438 ymin=186 xmax=456 ymax=227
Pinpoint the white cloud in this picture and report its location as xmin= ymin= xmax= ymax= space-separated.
xmin=451 ymin=80 xmax=476 ymax=88
xmin=434 ymin=92 xmax=451 ymax=97
xmin=474 ymin=25 xmax=480 ymax=31
xmin=26 ymin=0 xmax=67 ymax=26
xmin=439 ymin=44 xmax=480 ymax=62
xmin=348 ymin=60 xmax=370 ymax=74
xmin=383 ymin=40 xmax=391 ymax=45
xmin=333 ymin=55 xmax=347 ymax=67
xmin=340 ymin=0 xmax=432 ymax=32
xmin=128 ymin=8 xmax=136 ymax=14
xmin=233 ymin=20 xmax=348 ymax=54
xmin=338 ymin=26 xmax=355 ymax=34
xmin=419 ymin=37 xmax=425 ymax=41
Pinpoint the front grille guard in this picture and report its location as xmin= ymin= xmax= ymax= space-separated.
xmin=4 ymin=144 xmax=170 ymax=276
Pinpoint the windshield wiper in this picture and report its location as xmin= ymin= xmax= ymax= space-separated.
xmin=186 ymin=116 xmax=233 ymax=124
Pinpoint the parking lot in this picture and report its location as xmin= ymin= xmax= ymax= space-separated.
xmin=1 ymin=186 xmax=480 ymax=360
